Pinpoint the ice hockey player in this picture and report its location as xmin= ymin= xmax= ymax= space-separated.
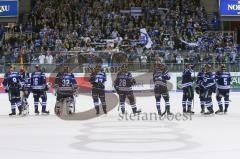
xmin=114 ymin=64 xmax=141 ymax=115
xmin=153 ymin=63 xmax=172 ymax=116
xmin=89 ymin=64 xmax=107 ymax=115
xmin=54 ymin=65 xmax=78 ymax=115
xmin=215 ymin=64 xmax=231 ymax=114
xmin=31 ymin=65 xmax=49 ymax=115
xmin=3 ymin=66 xmax=23 ymax=116
xmin=201 ymin=64 xmax=216 ymax=115
xmin=195 ymin=65 xmax=206 ymax=113
xmin=20 ymin=67 xmax=31 ymax=115
xmin=181 ymin=63 xmax=195 ymax=114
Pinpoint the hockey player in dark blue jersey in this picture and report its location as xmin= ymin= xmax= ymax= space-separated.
xmin=114 ymin=64 xmax=141 ymax=115
xmin=195 ymin=65 xmax=205 ymax=113
xmin=215 ymin=64 xmax=231 ymax=114
xmin=201 ymin=64 xmax=216 ymax=115
xmin=3 ymin=66 xmax=23 ymax=116
xmin=89 ymin=65 xmax=107 ymax=115
xmin=153 ymin=63 xmax=172 ymax=116
xmin=181 ymin=64 xmax=195 ymax=114
xmin=31 ymin=65 xmax=49 ymax=115
xmin=20 ymin=67 xmax=31 ymax=115
xmin=54 ymin=66 xmax=78 ymax=115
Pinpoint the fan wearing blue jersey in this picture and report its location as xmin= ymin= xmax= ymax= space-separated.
xmin=89 ymin=65 xmax=107 ymax=115
xmin=31 ymin=65 xmax=49 ymax=115
xmin=181 ymin=64 xmax=195 ymax=114
xmin=215 ymin=64 xmax=232 ymax=114
xmin=2 ymin=66 xmax=23 ymax=116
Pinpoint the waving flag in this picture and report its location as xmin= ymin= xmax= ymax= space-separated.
xmin=131 ymin=7 xmax=142 ymax=16
xmin=180 ymin=38 xmax=199 ymax=47
xmin=140 ymin=28 xmax=153 ymax=49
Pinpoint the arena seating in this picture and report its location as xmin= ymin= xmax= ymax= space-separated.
xmin=0 ymin=0 xmax=239 ymax=67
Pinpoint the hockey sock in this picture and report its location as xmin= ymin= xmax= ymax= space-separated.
xmin=225 ymin=101 xmax=229 ymax=111
xmin=187 ymin=100 xmax=192 ymax=110
xmin=100 ymin=97 xmax=107 ymax=113
xmin=165 ymin=101 xmax=170 ymax=112
xmin=18 ymin=106 xmax=23 ymax=114
xmin=42 ymin=104 xmax=47 ymax=111
xmin=155 ymin=96 xmax=161 ymax=112
xmin=11 ymin=108 xmax=16 ymax=114
xmin=42 ymin=100 xmax=47 ymax=111
xmin=217 ymin=101 xmax=223 ymax=111
xmin=94 ymin=102 xmax=100 ymax=114
xmin=200 ymin=101 xmax=205 ymax=110
xmin=11 ymin=102 xmax=16 ymax=110
xmin=102 ymin=104 xmax=107 ymax=114
xmin=120 ymin=103 xmax=125 ymax=114
xmin=182 ymin=100 xmax=186 ymax=109
xmin=34 ymin=102 xmax=38 ymax=111
xmin=206 ymin=101 xmax=214 ymax=112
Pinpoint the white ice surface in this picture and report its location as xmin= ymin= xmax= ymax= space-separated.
xmin=0 ymin=92 xmax=240 ymax=159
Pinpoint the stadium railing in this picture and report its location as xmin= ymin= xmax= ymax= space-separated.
xmin=1 ymin=62 xmax=239 ymax=73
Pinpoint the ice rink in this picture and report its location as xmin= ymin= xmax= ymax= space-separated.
xmin=0 ymin=92 xmax=240 ymax=159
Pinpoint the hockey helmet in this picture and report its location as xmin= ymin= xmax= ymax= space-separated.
xmin=201 ymin=64 xmax=206 ymax=72
xmin=9 ymin=65 xmax=16 ymax=72
xmin=205 ymin=64 xmax=212 ymax=72
xmin=35 ymin=65 xmax=41 ymax=71
xmin=94 ymin=64 xmax=102 ymax=72
xmin=155 ymin=63 xmax=165 ymax=71
xmin=20 ymin=67 xmax=25 ymax=73
xmin=184 ymin=63 xmax=192 ymax=69
xmin=220 ymin=64 xmax=226 ymax=71
xmin=63 ymin=65 xmax=69 ymax=73
xmin=121 ymin=64 xmax=128 ymax=72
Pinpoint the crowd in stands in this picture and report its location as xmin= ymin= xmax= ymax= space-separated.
xmin=0 ymin=0 xmax=239 ymax=67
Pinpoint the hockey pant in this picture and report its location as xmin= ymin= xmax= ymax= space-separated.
xmin=118 ymin=90 xmax=137 ymax=114
xmin=216 ymin=89 xmax=230 ymax=111
xmin=32 ymin=90 xmax=47 ymax=111
xmin=182 ymin=86 xmax=194 ymax=110
xmin=92 ymin=88 xmax=107 ymax=113
xmin=8 ymin=91 xmax=22 ymax=113
xmin=203 ymin=87 xmax=214 ymax=112
xmin=55 ymin=93 xmax=75 ymax=114
xmin=20 ymin=90 xmax=30 ymax=115
xmin=154 ymin=87 xmax=170 ymax=112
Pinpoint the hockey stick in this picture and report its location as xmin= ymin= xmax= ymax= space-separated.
xmin=73 ymin=97 xmax=76 ymax=113
xmin=192 ymin=69 xmax=196 ymax=111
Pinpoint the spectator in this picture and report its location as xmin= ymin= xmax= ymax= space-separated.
xmin=38 ymin=53 xmax=46 ymax=64
xmin=140 ymin=54 xmax=147 ymax=68
xmin=0 ymin=0 xmax=238 ymax=69
xmin=176 ymin=54 xmax=183 ymax=64
xmin=46 ymin=53 xmax=53 ymax=64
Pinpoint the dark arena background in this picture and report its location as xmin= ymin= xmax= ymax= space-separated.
xmin=0 ymin=0 xmax=240 ymax=159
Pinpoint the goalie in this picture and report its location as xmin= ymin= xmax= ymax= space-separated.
xmin=54 ymin=66 xmax=78 ymax=115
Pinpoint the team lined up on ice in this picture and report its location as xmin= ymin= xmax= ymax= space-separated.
xmin=88 ymin=63 xmax=231 ymax=116
xmin=2 ymin=63 xmax=231 ymax=116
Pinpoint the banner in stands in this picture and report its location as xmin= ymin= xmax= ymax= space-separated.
xmin=219 ymin=0 xmax=240 ymax=16
xmin=0 ymin=0 xmax=18 ymax=17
